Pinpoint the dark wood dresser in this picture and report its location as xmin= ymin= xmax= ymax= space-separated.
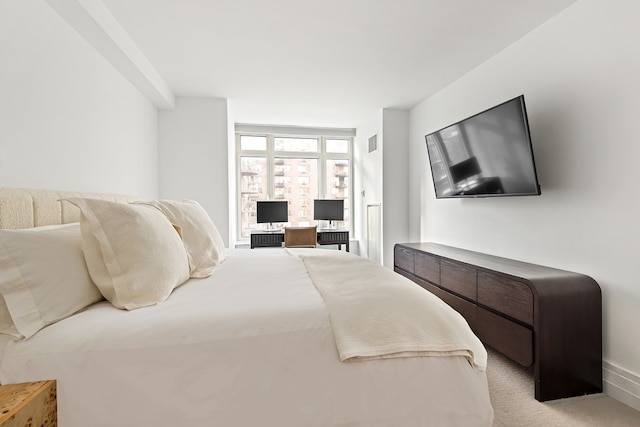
xmin=394 ymin=242 xmax=602 ymax=402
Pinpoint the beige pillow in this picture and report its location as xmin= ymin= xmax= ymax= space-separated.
xmin=137 ymin=200 xmax=226 ymax=278
xmin=63 ymin=198 xmax=190 ymax=310
xmin=0 ymin=223 xmax=103 ymax=339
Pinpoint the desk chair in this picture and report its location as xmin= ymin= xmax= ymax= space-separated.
xmin=284 ymin=226 xmax=317 ymax=248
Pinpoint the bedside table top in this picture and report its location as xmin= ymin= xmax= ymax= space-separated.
xmin=0 ymin=380 xmax=56 ymax=425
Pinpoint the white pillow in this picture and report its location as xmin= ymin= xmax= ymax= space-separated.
xmin=0 ymin=223 xmax=103 ymax=340
xmin=137 ymin=199 xmax=226 ymax=278
xmin=63 ymin=198 xmax=190 ymax=310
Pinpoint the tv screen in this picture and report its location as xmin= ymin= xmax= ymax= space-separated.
xmin=256 ymin=200 xmax=288 ymax=224
xmin=425 ymin=95 xmax=541 ymax=198
xmin=313 ymin=199 xmax=344 ymax=221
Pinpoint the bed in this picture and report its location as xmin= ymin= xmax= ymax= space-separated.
xmin=0 ymin=188 xmax=493 ymax=427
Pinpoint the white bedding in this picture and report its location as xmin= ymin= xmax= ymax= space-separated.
xmin=290 ymin=248 xmax=487 ymax=368
xmin=0 ymin=248 xmax=493 ymax=427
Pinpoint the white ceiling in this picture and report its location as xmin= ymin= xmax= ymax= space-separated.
xmin=98 ymin=0 xmax=578 ymax=128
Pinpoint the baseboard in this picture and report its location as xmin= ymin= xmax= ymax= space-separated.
xmin=603 ymin=360 xmax=640 ymax=412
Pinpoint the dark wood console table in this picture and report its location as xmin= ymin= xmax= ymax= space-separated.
xmin=394 ymin=242 xmax=602 ymax=402
xmin=251 ymin=230 xmax=349 ymax=251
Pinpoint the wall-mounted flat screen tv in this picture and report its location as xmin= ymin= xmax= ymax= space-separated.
xmin=256 ymin=200 xmax=288 ymax=230
xmin=425 ymin=95 xmax=541 ymax=198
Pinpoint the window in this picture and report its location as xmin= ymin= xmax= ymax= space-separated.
xmin=326 ymin=139 xmax=349 ymax=153
xmin=274 ymin=137 xmax=317 ymax=152
xmin=240 ymin=136 xmax=267 ymax=151
xmin=236 ymin=132 xmax=352 ymax=239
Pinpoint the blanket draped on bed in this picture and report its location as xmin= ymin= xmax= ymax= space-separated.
xmin=287 ymin=248 xmax=487 ymax=371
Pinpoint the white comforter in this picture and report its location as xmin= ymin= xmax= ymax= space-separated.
xmin=0 ymin=249 xmax=493 ymax=427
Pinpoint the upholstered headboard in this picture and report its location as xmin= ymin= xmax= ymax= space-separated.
xmin=0 ymin=188 xmax=137 ymax=229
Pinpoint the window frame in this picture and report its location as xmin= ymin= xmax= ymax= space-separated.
xmin=236 ymin=131 xmax=353 ymax=242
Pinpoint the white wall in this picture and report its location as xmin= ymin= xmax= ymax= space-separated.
xmin=409 ymin=0 xmax=640 ymax=410
xmin=158 ymin=97 xmax=230 ymax=246
xmin=355 ymin=112 xmax=383 ymax=259
xmin=226 ymin=105 xmax=237 ymax=247
xmin=0 ymin=0 xmax=158 ymax=197
xmin=355 ymin=109 xmax=410 ymax=267
xmin=382 ymin=109 xmax=410 ymax=268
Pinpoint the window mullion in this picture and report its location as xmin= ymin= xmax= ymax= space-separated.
xmin=319 ymin=137 xmax=327 ymax=199
xmin=267 ymin=134 xmax=275 ymax=200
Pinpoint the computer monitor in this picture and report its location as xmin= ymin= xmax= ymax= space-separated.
xmin=313 ymin=199 xmax=344 ymax=228
xmin=256 ymin=200 xmax=288 ymax=231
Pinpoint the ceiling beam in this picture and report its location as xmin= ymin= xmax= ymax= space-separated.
xmin=45 ymin=0 xmax=175 ymax=109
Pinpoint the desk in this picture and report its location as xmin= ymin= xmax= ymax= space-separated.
xmin=251 ymin=230 xmax=350 ymax=251
xmin=317 ymin=230 xmax=349 ymax=251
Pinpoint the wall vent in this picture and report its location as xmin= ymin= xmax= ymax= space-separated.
xmin=368 ymin=134 xmax=378 ymax=153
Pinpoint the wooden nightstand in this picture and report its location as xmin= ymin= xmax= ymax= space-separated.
xmin=0 ymin=380 xmax=57 ymax=426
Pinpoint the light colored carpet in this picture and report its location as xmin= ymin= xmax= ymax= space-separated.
xmin=487 ymin=347 xmax=640 ymax=426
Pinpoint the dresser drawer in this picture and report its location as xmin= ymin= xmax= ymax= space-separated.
xmin=475 ymin=307 xmax=533 ymax=367
xmin=394 ymin=246 xmax=414 ymax=274
xmin=417 ymin=278 xmax=475 ymax=321
xmin=478 ymin=272 xmax=533 ymax=325
xmin=441 ymin=260 xmax=477 ymax=301
xmin=415 ymin=252 xmax=440 ymax=284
